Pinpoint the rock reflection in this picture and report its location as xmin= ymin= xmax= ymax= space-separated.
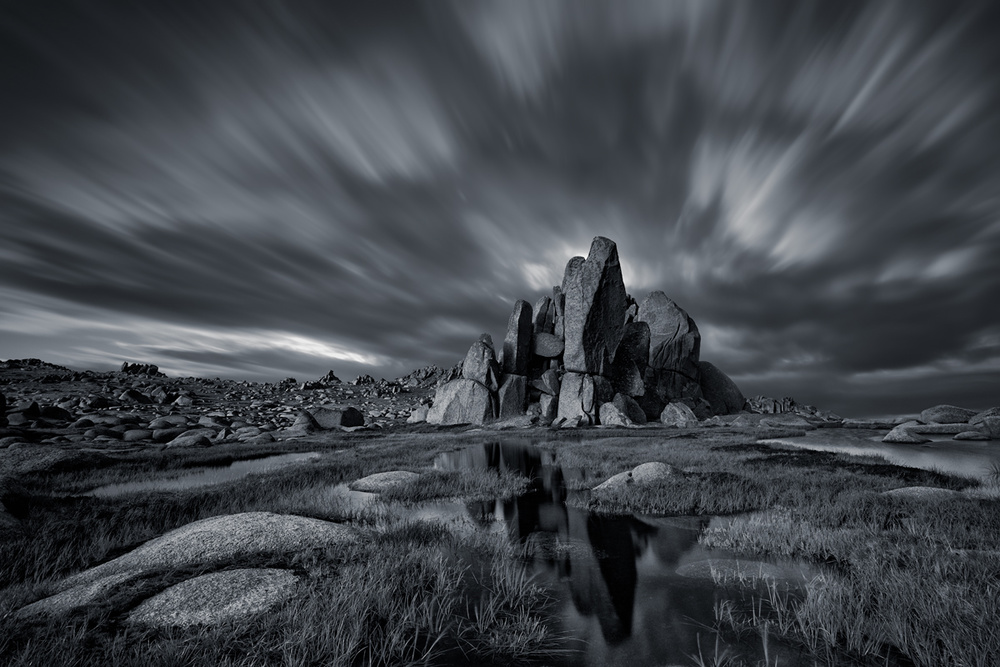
xmin=435 ymin=441 xmax=709 ymax=656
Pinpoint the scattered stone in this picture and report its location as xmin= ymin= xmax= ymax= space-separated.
xmin=920 ymin=405 xmax=978 ymax=424
xmin=660 ymin=402 xmax=698 ymax=427
xmin=882 ymin=421 xmax=932 ymax=444
xmin=746 ymin=396 xmax=796 ymax=414
xmin=128 ymin=568 xmax=299 ymax=627
xmin=349 ymin=470 xmax=420 ymax=492
xmin=593 ymin=462 xmax=678 ymax=492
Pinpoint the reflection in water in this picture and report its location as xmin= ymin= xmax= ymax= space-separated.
xmin=84 ymin=452 xmax=321 ymax=497
xmin=434 ymin=442 xmax=809 ymax=666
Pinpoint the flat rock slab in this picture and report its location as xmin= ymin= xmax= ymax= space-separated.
xmin=349 ymin=470 xmax=420 ymax=493
xmin=882 ymin=487 xmax=964 ymax=500
xmin=128 ymin=568 xmax=299 ymax=627
xmin=676 ymin=559 xmax=792 ymax=583
xmin=59 ymin=512 xmax=355 ymax=591
xmin=593 ymin=462 xmax=678 ymax=492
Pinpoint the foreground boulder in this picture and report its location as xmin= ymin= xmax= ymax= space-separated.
xmin=57 ymin=512 xmax=356 ymax=591
xmin=128 ymin=568 xmax=299 ymax=627
xmin=593 ymin=462 xmax=678 ymax=493
xmin=349 ymin=470 xmax=420 ymax=492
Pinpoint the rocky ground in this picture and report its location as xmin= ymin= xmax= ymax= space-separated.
xmin=0 ymin=358 xmax=445 ymax=452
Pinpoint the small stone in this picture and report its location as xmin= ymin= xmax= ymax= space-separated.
xmin=350 ymin=470 xmax=420 ymax=492
xmin=593 ymin=462 xmax=677 ymax=492
xmin=954 ymin=431 xmax=990 ymax=441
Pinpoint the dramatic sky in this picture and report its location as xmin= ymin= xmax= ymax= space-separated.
xmin=2 ymin=0 xmax=999 ymax=417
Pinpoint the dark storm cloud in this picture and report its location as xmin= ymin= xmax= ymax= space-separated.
xmin=1 ymin=0 xmax=999 ymax=415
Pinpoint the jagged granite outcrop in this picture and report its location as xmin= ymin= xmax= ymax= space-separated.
xmin=427 ymin=237 xmax=746 ymax=426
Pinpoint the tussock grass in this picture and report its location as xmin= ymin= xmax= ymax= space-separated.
xmin=0 ymin=518 xmax=556 ymax=667
xmin=381 ymin=469 xmax=529 ymax=504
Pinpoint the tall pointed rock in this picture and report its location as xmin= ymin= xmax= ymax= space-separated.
xmin=562 ymin=237 xmax=628 ymax=376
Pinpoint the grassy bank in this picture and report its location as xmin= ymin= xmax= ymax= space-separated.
xmin=2 ymin=427 xmax=998 ymax=666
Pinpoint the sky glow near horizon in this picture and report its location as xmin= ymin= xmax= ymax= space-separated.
xmin=1 ymin=0 xmax=999 ymax=417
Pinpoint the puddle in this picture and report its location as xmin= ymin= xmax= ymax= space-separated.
xmin=342 ymin=441 xmax=818 ymax=666
xmin=84 ymin=452 xmax=321 ymax=497
xmin=759 ymin=429 xmax=1000 ymax=480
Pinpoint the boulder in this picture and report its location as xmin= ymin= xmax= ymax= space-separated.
xmin=593 ymin=462 xmax=678 ymax=492
xmin=612 ymin=393 xmax=646 ymax=425
xmin=128 ymin=569 xmax=299 ymax=627
xmin=310 ymin=406 xmax=365 ymax=429
xmin=698 ymin=361 xmax=746 ymax=415
xmin=660 ymin=402 xmax=698 ymax=427
xmin=532 ymin=333 xmax=564 ymax=358
xmin=462 ymin=336 xmax=501 ymax=392
xmin=598 ymin=402 xmax=632 ymax=427
xmin=609 ymin=321 xmax=650 ymax=397
xmin=350 ymin=470 xmax=420 ymax=492
xmin=979 ymin=416 xmax=1000 ymax=439
xmin=637 ymin=292 xmax=702 ymax=402
xmin=552 ymin=286 xmax=566 ymax=339
xmin=969 ymin=407 xmax=1000 ymax=427
xmin=426 ymin=378 xmax=495 ymax=425
xmin=954 ymin=431 xmax=990 ymax=441
xmin=497 ymin=374 xmax=528 ymax=419
xmin=531 ymin=369 xmax=560 ymax=396
xmin=882 ymin=421 xmax=931 ymax=444
xmin=556 ymin=372 xmax=596 ymax=425
xmin=406 ymin=406 xmax=429 ymax=424
xmin=57 ymin=513 xmax=356 ymax=591
xmin=746 ymin=396 xmax=796 ymax=415
xmin=920 ymin=405 xmax=978 ymax=424
xmin=907 ymin=423 xmax=967 ymax=435
xmin=533 ymin=296 xmax=554 ymax=335
xmin=502 ymin=300 xmax=533 ymax=376
xmin=539 ymin=394 xmax=558 ymax=423
xmin=760 ymin=415 xmax=818 ymax=431
xmin=561 ymin=237 xmax=628 ymax=375
xmin=165 ymin=431 xmax=214 ymax=448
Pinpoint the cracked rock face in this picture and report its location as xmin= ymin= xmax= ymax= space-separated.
xmin=562 ymin=237 xmax=628 ymax=376
xmin=637 ymin=291 xmax=703 ymax=404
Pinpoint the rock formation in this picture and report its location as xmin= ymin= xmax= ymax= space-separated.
xmin=428 ymin=237 xmax=747 ymax=426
